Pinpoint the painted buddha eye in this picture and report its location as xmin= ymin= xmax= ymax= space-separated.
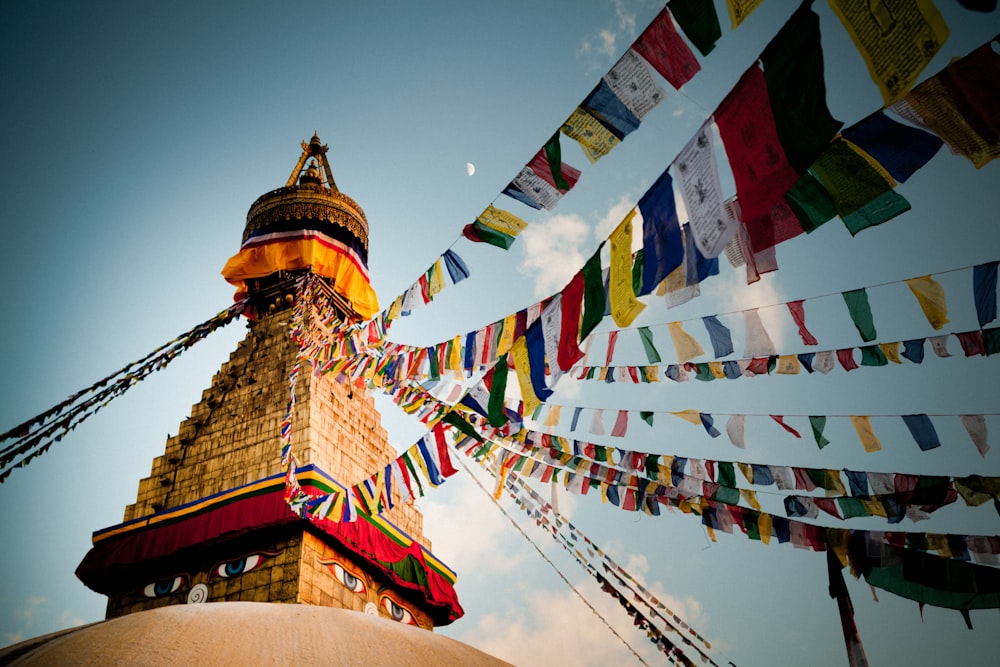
xmin=332 ymin=563 xmax=366 ymax=594
xmin=213 ymin=554 xmax=266 ymax=578
xmin=142 ymin=575 xmax=187 ymax=598
xmin=381 ymin=596 xmax=416 ymax=625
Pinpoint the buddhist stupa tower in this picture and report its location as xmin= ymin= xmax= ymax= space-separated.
xmin=75 ymin=135 xmax=463 ymax=629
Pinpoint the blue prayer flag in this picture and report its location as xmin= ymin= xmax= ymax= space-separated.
xmin=442 ymin=249 xmax=470 ymax=283
xmin=582 ymin=79 xmax=641 ymax=140
xmin=638 ymin=170 xmax=684 ymax=295
xmin=901 ymin=414 xmax=942 ymax=451
xmin=974 ymin=261 xmax=998 ymax=328
xmin=525 ymin=322 xmax=554 ymax=403
xmin=902 ymin=338 xmax=926 ymax=364
xmin=701 ymin=315 xmax=734 ymax=358
xmin=841 ymin=111 xmax=942 ymax=183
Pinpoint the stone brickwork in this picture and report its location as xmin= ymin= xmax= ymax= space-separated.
xmin=108 ymin=304 xmax=435 ymax=621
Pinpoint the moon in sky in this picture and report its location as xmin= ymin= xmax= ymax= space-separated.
xmin=466 ymin=162 xmax=475 ymax=176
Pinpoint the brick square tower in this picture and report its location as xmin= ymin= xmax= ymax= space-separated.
xmin=76 ymin=135 xmax=462 ymax=629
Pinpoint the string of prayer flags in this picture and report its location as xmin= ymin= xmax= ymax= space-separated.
xmin=842 ymin=288 xmax=878 ymax=342
xmin=905 ymin=276 xmax=950 ymax=330
xmin=609 ymin=211 xmax=646 ymax=327
xmin=463 ymin=205 xmax=528 ymax=250
xmin=759 ymin=1 xmax=843 ymax=174
xmin=666 ymin=0 xmax=721 ymax=56
xmin=828 ymin=0 xmax=949 ymax=105
xmin=811 ymin=137 xmax=912 ymax=236
xmin=631 ymin=5 xmax=700 ymax=89
xmin=840 ymin=111 xmax=943 ymax=184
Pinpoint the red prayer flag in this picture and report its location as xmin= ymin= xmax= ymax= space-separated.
xmin=770 ymin=415 xmax=802 ymax=438
xmin=745 ymin=198 xmax=804 ymax=253
xmin=837 ymin=348 xmax=859 ymax=371
xmin=957 ymin=330 xmax=986 ymax=357
xmin=714 ymin=65 xmax=800 ymax=222
xmin=787 ymin=299 xmax=818 ymax=346
xmin=433 ymin=424 xmax=458 ymax=478
xmin=632 ymin=7 xmax=701 ymax=89
xmin=527 ymin=148 xmax=580 ymax=193
xmin=558 ymin=271 xmax=586 ymax=370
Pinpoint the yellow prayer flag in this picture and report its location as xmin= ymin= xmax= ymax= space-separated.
xmin=544 ymin=405 xmax=561 ymax=428
xmin=828 ymin=0 xmax=949 ymax=105
xmin=860 ymin=498 xmax=887 ymax=518
xmin=478 ymin=205 xmax=528 ymax=237
xmin=496 ymin=314 xmax=517 ymax=356
xmin=926 ymin=533 xmax=951 ymax=557
xmin=510 ymin=336 xmax=542 ymax=416
xmin=726 ymin=0 xmax=764 ymax=28
xmin=609 ymin=211 xmax=646 ymax=327
xmin=905 ymin=275 xmax=950 ymax=330
xmin=740 ymin=489 xmax=761 ymax=511
xmin=850 ymin=415 xmax=882 ymax=453
xmin=388 ymin=296 xmax=403 ymax=322
xmin=758 ymin=512 xmax=773 ymax=545
xmin=826 ymin=528 xmax=850 ymax=567
xmin=776 ymin=355 xmax=801 ymax=375
xmin=667 ymin=322 xmax=705 ymax=363
xmin=737 ymin=462 xmax=754 ymax=484
xmin=879 ymin=342 xmax=902 ymax=364
xmin=427 ymin=258 xmax=445 ymax=297
xmin=561 ymin=107 xmax=621 ymax=163
xmin=671 ymin=410 xmax=703 ymax=426
xmin=709 ymin=362 xmax=726 ymax=379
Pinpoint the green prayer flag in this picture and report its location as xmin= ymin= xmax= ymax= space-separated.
xmin=859 ymin=344 xmax=888 ymax=367
xmin=718 ymin=461 xmax=736 ymax=488
xmin=487 ymin=356 xmax=509 ymax=427
xmin=837 ymin=497 xmax=868 ymax=519
xmin=712 ymin=483 xmax=740 ymax=506
xmin=809 ymin=415 xmax=830 ymax=449
xmin=632 ymin=248 xmax=644 ymax=296
xmin=544 ymin=131 xmax=570 ymax=190
xmin=759 ymin=2 xmax=842 ymax=173
xmin=693 ymin=363 xmax=714 ymax=381
xmin=667 ymin=0 xmax=721 ymax=56
xmin=427 ymin=347 xmax=440 ymax=381
xmin=581 ymin=247 xmax=605 ymax=338
xmin=645 ymin=454 xmax=660 ymax=478
xmin=785 ymin=171 xmax=837 ymax=233
xmin=984 ymin=327 xmax=1000 ymax=356
xmin=442 ymin=411 xmax=484 ymax=443
xmin=638 ymin=327 xmax=661 ymax=364
xmin=743 ymin=512 xmax=761 ymax=540
xmin=842 ymin=288 xmax=877 ymax=342
xmin=812 ymin=138 xmax=910 ymax=236
xmin=640 ymin=411 xmax=655 ymax=426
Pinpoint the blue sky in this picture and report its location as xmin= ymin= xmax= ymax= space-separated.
xmin=2 ymin=1 xmax=999 ymax=665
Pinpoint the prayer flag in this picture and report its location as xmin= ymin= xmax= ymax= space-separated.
xmin=828 ymin=0 xmax=949 ymax=105
xmin=771 ymin=415 xmax=801 ymax=438
xmin=879 ymin=342 xmax=902 ymax=364
xmin=637 ymin=327 xmax=661 ymax=364
xmin=502 ymin=179 xmax=543 ymax=210
xmin=714 ymin=64 xmax=800 ymax=222
xmin=463 ymin=205 xmax=528 ymax=250
xmin=759 ymin=2 xmax=842 ymax=173
xmin=812 ymin=138 xmax=911 ymax=236
xmin=611 ymin=410 xmax=629 ymax=437
xmin=700 ymin=412 xmax=721 ymax=438
xmin=561 ymin=107 xmax=621 ymax=163
xmin=528 ymin=146 xmax=580 ymax=194
xmin=859 ymin=345 xmax=888 ymax=367
xmin=726 ymin=414 xmax=746 ymax=448
xmin=973 ymin=262 xmax=998 ymax=328
xmin=725 ymin=0 xmax=763 ymax=28
xmin=675 ymin=124 xmax=735 ymax=258
xmin=632 ymin=6 xmax=700 ymax=89
xmin=742 ymin=308 xmax=776 ymax=358
xmin=510 ymin=336 xmax=543 ymax=416
xmin=667 ymin=321 xmax=704 ymax=363
xmin=850 ymin=415 xmax=882 ymax=453
xmin=543 ymin=132 xmax=570 ymax=190
xmin=810 ymin=415 xmax=830 ymax=449
xmin=581 ymin=248 xmax=606 ymax=338
xmin=894 ymin=40 xmax=1000 ymax=168
xmin=957 ymin=331 xmax=986 ymax=357
xmin=841 ymin=111 xmax=942 ymax=183
xmin=787 ymin=299 xmax=818 ymax=346
xmin=901 ymin=414 xmax=942 ymax=451
xmin=582 ymin=79 xmax=641 ymax=140
xmin=701 ymin=315 xmax=733 ymax=358
xmin=929 ymin=334 xmax=951 ymax=357
xmin=609 ymin=211 xmax=646 ymax=327
xmin=905 ymin=275 xmax=949 ymax=330
xmin=837 ymin=348 xmax=859 ymax=372
xmin=558 ymin=272 xmax=586 ymax=370
xmin=442 ymin=249 xmax=470 ymax=283
xmin=590 ymin=408 xmax=606 ymax=436
xmin=488 ymin=356 xmax=509 ymax=427
xmin=604 ymin=49 xmax=666 ymax=119
xmin=639 ymin=169 xmax=684 ymax=294
xmin=842 ymin=288 xmax=877 ymax=342
xmin=667 ymin=0 xmax=721 ymax=56
xmin=813 ymin=350 xmax=835 ymax=374
xmin=960 ymin=414 xmax=990 ymax=457
xmin=784 ymin=172 xmax=837 ymax=233
xmin=902 ymin=338 xmax=926 ymax=364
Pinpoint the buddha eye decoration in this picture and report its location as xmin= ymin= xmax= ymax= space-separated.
xmin=319 ymin=557 xmax=368 ymax=595
xmin=142 ymin=574 xmax=188 ymax=598
xmin=212 ymin=553 xmax=270 ymax=579
xmin=380 ymin=594 xmax=417 ymax=625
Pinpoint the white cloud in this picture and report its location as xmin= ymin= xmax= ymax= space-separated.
xmin=593 ymin=195 xmax=636 ymax=242
xmin=701 ymin=264 xmax=789 ymax=350
xmin=597 ymin=29 xmax=617 ymax=57
xmin=518 ymin=214 xmax=591 ymax=298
